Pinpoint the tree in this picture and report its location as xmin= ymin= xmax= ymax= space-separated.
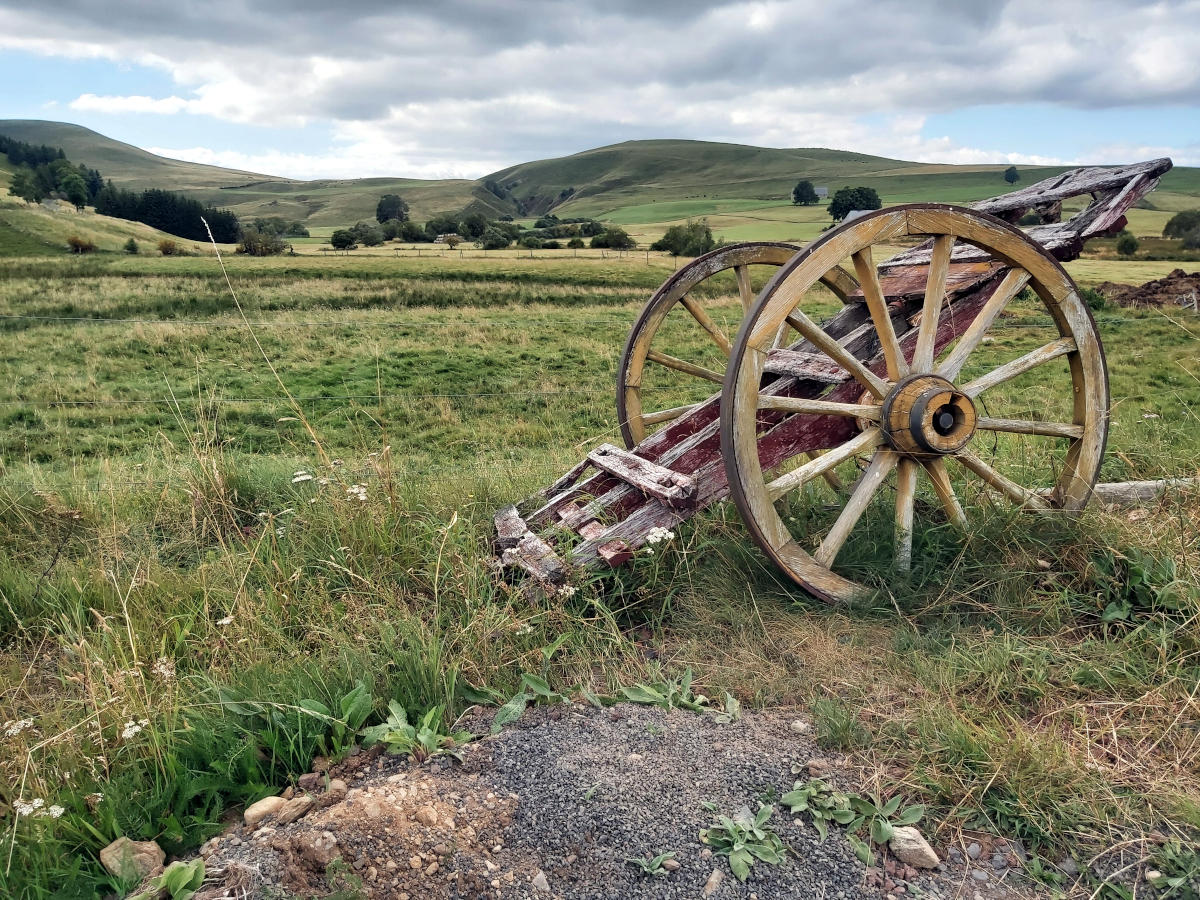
xmin=330 ymin=229 xmax=357 ymax=250
xmin=1163 ymin=210 xmax=1200 ymax=239
xmin=375 ymin=194 xmax=409 ymax=223
xmin=397 ymin=220 xmax=428 ymax=242
xmin=9 ymin=170 xmax=40 ymax=203
xmin=351 ymin=221 xmax=385 ymax=246
xmin=424 ymin=213 xmax=460 ymax=240
xmin=827 ymin=186 xmax=882 ymax=222
xmin=458 ymin=212 xmax=489 ymax=239
xmin=792 ymin=180 xmax=819 ymax=206
xmin=590 ymin=226 xmax=636 ymax=250
xmin=1004 ymin=166 xmax=1020 ymax=185
xmin=567 ymin=237 xmax=585 ymax=249
xmin=1116 ymin=232 xmax=1139 ymax=256
xmin=478 ymin=227 xmax=511 ymax=250
xmin=238 ymin=226 xmax=287 ymax=256
xmin=59 ymin=172 xmax=89 ymax=210
xmin=123 ymin=238 xmax=139 ymax=254
xmin=651 ymin=220 xmax=715 ymax=257
xmin=444 ymin=234 xmax=465 ymax=249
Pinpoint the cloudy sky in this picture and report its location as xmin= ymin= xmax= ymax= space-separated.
xmin=1 ymin=0 xmax=1197 ymax=180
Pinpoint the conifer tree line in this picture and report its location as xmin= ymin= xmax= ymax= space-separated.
xmin=1 ymin=131 xmax=240 ymax=242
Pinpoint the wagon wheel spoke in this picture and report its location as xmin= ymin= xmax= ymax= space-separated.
xmin=922 ymin=457 xmax=967 ymax=529
xmin=679 ymin=294 xmax=732 ymax=357
xmin=960 ymin=337 xmax=1077 ymax=397
xmin=814 ymin=449 xmax=898 ymax=567
xmin=642 ymin=403 xmax=698 ymax=426
xmin=758 ymin=396 xmax=881 ymax=420
xmin=781 ymin=307 xmax=890 ymax=399
xmin=851 ymin=246 xmax=908 ymax=381
xmin=734 ymin=265 xmax=754 ymax=312
xmin=936 ymin=267 xmax=1032 ymax=381
xmin=895 ymin=459 xmax=918 ymax=572
xmin=974 ymin=417 xmax=1083 ymax=439
xmin=806 ymin=451 xmax=845 ymax=491
xmin=645 ymin=349 xmax=724 ymax=384
xmin=767 ymin=428 xmax=882 ymax=501
xmin=912 ymin=235 xmax=955 ymax=371
xmin=955 ymin=448 xmax=1051 ymax=509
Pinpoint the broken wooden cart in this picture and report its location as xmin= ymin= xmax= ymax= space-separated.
xmin=496 ymin=159 xmax=1173 ymax=603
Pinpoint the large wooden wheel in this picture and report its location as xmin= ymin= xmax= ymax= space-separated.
xmin=617 ymin=242 xmax=857 ymax=448
xmin=720 ymin=205 xmax=1109 ymax=603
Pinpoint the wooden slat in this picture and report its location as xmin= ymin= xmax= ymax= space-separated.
xmin=895 ymin=459 xmax=918 ymax=572
xmin=587 ymin=443 xmax=697 ymax=507
xmin=763 ymin=348 xmax=851 ymax=383
xmin=778 ymin=308 xmax=890 ymax=398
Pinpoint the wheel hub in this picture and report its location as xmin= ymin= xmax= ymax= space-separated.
xmin=880 ymin=373 xmax=977 ymax=456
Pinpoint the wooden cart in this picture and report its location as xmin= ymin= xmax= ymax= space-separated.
xmin=496 ymin=158 xmax=1173 ymax=603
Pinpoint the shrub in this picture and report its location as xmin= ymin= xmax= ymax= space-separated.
xmin=478 ymin=227 xmax=511 ymax=251
xmin=519 ymin=235 xmax=542 ymax=249
xmin=1163 ymin=210 xmax=1200 ymax=239
xmin=591 ymin=227 xmax=636 ymax=250
xmin=351 ymin=221 xmax=385 ymax=247
xmin=237 ymin=227 xmax=287 ymax=256
xmin=158 ymin=239 xmax=180 ymax=256
xmin=1116 ymin=233 xmax=1139 ymax=256
xmin=330 ymin=229 xmax=357 ymax=251
xmin=651 ymin=220 xmax=715 ymax=257
xmin=66 ymin=234 xmax=96 ymax=254
xmin=123 ymin=237 xmax=139 ymax=254
xmin=542 ymin=240 xmax=561 ymax=250
xmin=1080 ymin=287 xmax=1106 ymax=311
xmin=567 ymin=237 xmax=585 ymax=249
xmin=1182 ymin=229 xmax=1200 ymax=251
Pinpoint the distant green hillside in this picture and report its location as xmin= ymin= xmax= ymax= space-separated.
xmin=2 ymin=120 xmax=1197 ymax=238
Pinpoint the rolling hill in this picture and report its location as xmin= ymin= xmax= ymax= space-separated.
xmin=1 ymin=119 xmax=1197 ymax=243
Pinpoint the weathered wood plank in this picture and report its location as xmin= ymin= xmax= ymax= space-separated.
xmin=586 ymin=443 xmax=697 ymax=507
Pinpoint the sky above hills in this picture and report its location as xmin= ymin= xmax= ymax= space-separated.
xmin=0 ymin=0 xmax=1196 ymax=180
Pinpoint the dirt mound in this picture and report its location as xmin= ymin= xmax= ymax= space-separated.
xmin=1097 ymin=268 xmax=1200 ymax=308
xmin=188 ymin=705 xmax=1045 ymax=899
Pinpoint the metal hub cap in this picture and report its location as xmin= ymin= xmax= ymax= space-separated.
xmin=880 ymin=373 xmax=977 ymax=456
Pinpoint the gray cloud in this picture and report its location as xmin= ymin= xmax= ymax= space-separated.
xmin=2 ymin=0 xmax=1197 ymax=176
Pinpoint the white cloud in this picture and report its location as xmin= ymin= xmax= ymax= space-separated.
xmin=2 ymin=1 xmax=1197 ymax=177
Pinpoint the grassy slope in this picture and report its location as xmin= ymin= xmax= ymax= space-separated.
xmin=7 ymin=120 xmax=1197 ymax=240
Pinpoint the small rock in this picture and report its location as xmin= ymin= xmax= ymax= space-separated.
xmin=409 ymin=855 xmax=422 ymax=870
xmin=425 ymin=861 xmax=439 ymax=877
xmin=1059 ymin=856 xmax=1080 ymax=877
xmin=433 ymin=843 xmax=449 ymax=856
xmin=415 ymin=805 xmax=438 ymax=827
xmin=948 ymin=847 xmax=963 ymax=862
xmin=807 ymin=758 xmax=832 ymax=777
xmin=297 ymin=772 xmax=322 ymax=792
xmin=276 ymin=795 xmax=315 ymax=825
xmin=280 ymin=785 xmax=295 ymax=800
xmin=702 ymin=868 xmax=724 ymax=897
xmin=889 ymin=826 xmax=940 ymax=869
xmin=564 ymin=853 xmax=577 ymax=865
xmin=293 ymin=831 xmax=338 ymax=870
xmin=790 ymin=719 xmax=811 ymax=734
xmin=627 ymin=753 xmax=643 ymax=762
xmin=971 ymin=869 xmax=989 ymax=882
xmin=532 ymin=870 xmax=550 ymax=893
xmin=326 ymin=778 xmax=348 ymax=797
xmin=1036 ymin=558 xmax=1052 ymax=570
xmin=700 ymin=848 xmax=713 ymax=860
xmin=99 ymin=837 xmax=164 ymax=880
xmin=244 ymin=795 xmax=287 ymax=828
xmin=966 ymin=841 xmax=982 ymax=860
xmin=661 ymin=858 xmax=680 ymax=871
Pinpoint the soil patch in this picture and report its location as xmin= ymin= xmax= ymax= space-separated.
xmin=189 ymin=705 xmax=1048 ymax=899
xmin=1096 ymin=268 xmax=1200 ymax=308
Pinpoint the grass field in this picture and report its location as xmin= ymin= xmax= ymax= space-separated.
xmin=0 ymin=246 xmax=1198 ymax=897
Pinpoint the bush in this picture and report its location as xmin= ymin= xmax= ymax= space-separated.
xmin=567 ymin=237 xmax=585 ymax=249
xmin=66 ymin=234 xmax=96 ymax=254
xmin=651 ymin=220 xmax=715 ymax=257
xmin=518 ymin=235 xmax=542 ymax=249
xmin=1116 ymin=233 xmax=1139 ymax=256
xmin=1182 ymin=229 xmax=1200 ymax=251
xmin=591 ymin=227 xmax=636 ymax=250
xmin=157 ymin=239 xmax=180 ymax=256
xmin=123 ymin=237 xmax=139 ymax=254
xmin=478 ymin=227 xmax=511 ymax=250
xmin=351 ymin=221 xmax=385 ymax=247
xmin=237 ymin=227 xmax=287 ymax=256
xmin=330 ymin=230 xmax=357 ymax=251
xmin=1080 ymin=287 xmax=1106 ymax=311
xmin=542 ymin=240 xmax=561 ymax=250
xmin=1163 ymin=210 xmax=1200 ymax=239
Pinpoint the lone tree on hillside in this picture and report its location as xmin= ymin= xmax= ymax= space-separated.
xmin=1004 ymin=166 xmax=1020 ymax=185
xmin=827 ymin=186 xmax=882 ymax=222
xmin=1163 ymin=210 xmax=1200 ymax=239
xmin=792 ymin=180 xmax=819 ymax=206
xmin=375 ymin=193 xmax=410 ymax=223
xmin=330 ymin=229 xmax=357 ymax=250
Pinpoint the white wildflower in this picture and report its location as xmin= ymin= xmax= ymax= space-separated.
xmin=291 ymin=471 xmax=314 ymax=483
xmin=276 ymin=526 xmax=286 ymax=537
xmin=216 ymin=615 xmax=234 ymax=626
xmin=558 ymin=585 xmax=577 ymax=599
xmin=121 ymin=720 xmax=143 ymax=740
xmin=317 ymin=477 xmax=330 ymax=486
xmin=3 ymin=718 xmax=33 ymax=737
xmin=645 ymin=526 xmax=675 ymax=545
xmin=346 ymin=484 xmax=368 ymax=502
xmin=150 ymin=657 xmax=175 ymax=681
xmin=515 ymin=624 xmax=533 ymax=636
xmin=85 ymin=792 xmax=103 ymax=806
xmin=13 ymin=799 xmax=41 ymax=816
xmin=45 ymin=805 xmax=65 ymax=819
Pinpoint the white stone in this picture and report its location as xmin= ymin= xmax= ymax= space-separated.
xmin=889 ymin=826 xmax=940 ymax=869
xmin=244 ymin=795 xmax=287 ymax=828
